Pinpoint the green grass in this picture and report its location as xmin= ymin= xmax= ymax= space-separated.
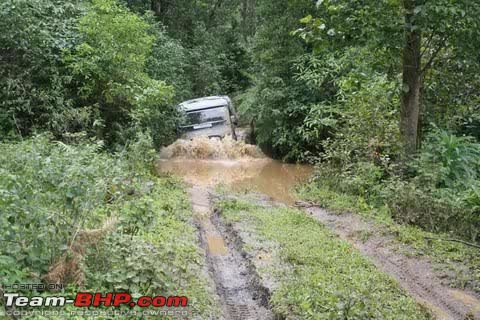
xmin=298 ymin=183 xmax=480 ymax=294
xmin=218 ymin=199 xmax=432 ymax=320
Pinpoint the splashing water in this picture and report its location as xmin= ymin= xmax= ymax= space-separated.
xmin=156 ymin=137 xmax=312 ymax=204
xmin=159 ymin=136 xmax=264 ymax=159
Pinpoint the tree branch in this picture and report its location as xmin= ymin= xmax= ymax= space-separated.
xmin=208 ymin=0 xmax=224 ymax=28
xmin=420 ymin=32 xmax=435 ymax=58
xmin=421 ymin=36 xmax=447 ymax=74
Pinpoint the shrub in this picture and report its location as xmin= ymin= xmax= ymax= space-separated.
xmin=380 ymin=178 xmax=474 ymax=236
xmin=64 ymin=0 xmax=177 ymax=147
xmin=0 ymin=134 xmax=157 ymax=283
xmin=413 ymin=129 xmax=480 ymax=189
xmin=380 ymin=130 xmax=480 ymax=241
xmin=0 ymin=136 xmax=112 ymax=279
xmin=0 ymin=0 xmax=83 ymax=137
xmin=308 ymin=127 xmax=480 ymax=242
xmin=0 ymin=136 xmax=218 ymax=317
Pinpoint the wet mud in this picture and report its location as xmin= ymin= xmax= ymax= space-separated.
xmin=189 ymin=186 xmax=274 ymax=320
xmin=298 ymin=204 xmax=480 ymax=320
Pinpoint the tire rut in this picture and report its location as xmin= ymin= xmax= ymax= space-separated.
xmin=189 ymin=187 xmax=274 ymax=320
xmin=301 ymin=205 xmax=480 ymax=320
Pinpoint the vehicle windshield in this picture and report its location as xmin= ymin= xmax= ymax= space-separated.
xmin=184 ymin=106 xmax=228 ymax=127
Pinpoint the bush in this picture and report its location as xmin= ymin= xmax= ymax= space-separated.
xmin=64 ymin=0 xmax=177 ymax=147
xmin=380 ymin=178 xmax=477 ymax=238
xmin=304 ymin=71 xmax=401 ymax=203
xmin=0 ymin=0 xmax=83 ymax=137
xmin=0 ymin=136 xmax=218 ymax=318
xmin=308 ymin=126 xmax=480 ymax=242
xmin=83 ymin=174 xmax=217 ymax=316
xmin=380 ymin=130 xmax=480 ymax=241
xmin=0 ymin=136 xmax=109 ymax=280
xmin=413 ymin=129 xmax=480 ymax=189
xmin=0 ymin=134 xmax=156 ymax=283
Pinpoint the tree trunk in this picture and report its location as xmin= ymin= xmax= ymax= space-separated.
xmin=151 ymin=0 xmax=162 ymax=16
xmin=400 ymin=0 xmax=422 ymax=155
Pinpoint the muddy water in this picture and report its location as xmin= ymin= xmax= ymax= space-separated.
xmin=156 ymin=137 xmax=313 ymax=204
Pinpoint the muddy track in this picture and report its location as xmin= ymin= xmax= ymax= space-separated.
xmin=189 ymin=187 xmax=274 ymax=320
xmin=300 ymin=204 xmax=480 ymax=320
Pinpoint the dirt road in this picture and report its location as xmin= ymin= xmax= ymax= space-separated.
xmin=189 ymin=187 xmax=273 ymax=320
xmin=159 ymin=137 xmax=480 ymax=319
xmin=299 ymin=204 xmax=480 ymax=320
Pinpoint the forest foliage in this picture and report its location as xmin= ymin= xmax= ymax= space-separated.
xmin=1 ymin=0 xmax=479 ymax=265
xmin=0 ymin=135 xmax=217 ymax=318
xmin=0 ymin=0 xmax=250 ymax=148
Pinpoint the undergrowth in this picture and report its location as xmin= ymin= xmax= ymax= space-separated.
xmin=218 ymin=198 xmax=432 ymax=320
xmin=0 ymin=135 xmax=217 ymax=319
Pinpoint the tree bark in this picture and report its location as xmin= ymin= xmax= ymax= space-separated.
xmin=400 ymin=0 xmax=422 ymax=155
xmin=151 ymin=0 xmax=173 ymax=22
xmin=241 ymin=0 xmax=256 ymax=39
xmin=151 ymin=0 xmax=162 ymax=17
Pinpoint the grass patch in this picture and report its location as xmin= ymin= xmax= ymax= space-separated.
xmin=218 ymin=198 xmax=432 ymax=320
xmin=298 ymin=183 xmax=480 ymax=294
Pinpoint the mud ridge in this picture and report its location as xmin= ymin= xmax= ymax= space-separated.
xmin=300 ymin=205 xmax=480 ymax=320
xmin=189 ymin=187 xmax=274 ymax=320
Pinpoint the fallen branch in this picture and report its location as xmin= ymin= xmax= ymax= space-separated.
xmin=294 ymin=200 xmax=318 ymax=208
xmin=424 ymin=237 xmax=480 ymax=249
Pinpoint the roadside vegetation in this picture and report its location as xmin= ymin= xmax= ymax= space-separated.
xmin=236 ymin=0 xmax=480 ymax=249
xmin=217 ymin=198 xmax=432 ymax=319
xmin=1 ymin=0 xmax=249 ymax=315
xmin=0 ymin=135 xmax=218 ymax=318
xmin=2 ymin=0 xmax=479 ymax=245
xmin=1 ymin=0 xmax=480 ymax=318
xmin=298 ymin=184 xmax=480 ymax=294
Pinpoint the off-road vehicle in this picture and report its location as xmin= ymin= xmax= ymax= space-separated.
xmin=177 ymin=96 xmax=238 ymax=140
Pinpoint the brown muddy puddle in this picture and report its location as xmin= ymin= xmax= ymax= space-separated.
xmin=156 ymin=138 xmax=313 ymax=204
